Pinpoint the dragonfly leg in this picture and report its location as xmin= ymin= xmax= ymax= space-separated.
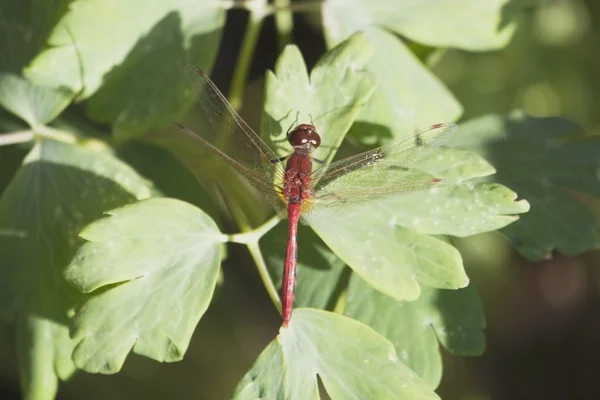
xmin=285 ymin=111 xmax=300 ymax=137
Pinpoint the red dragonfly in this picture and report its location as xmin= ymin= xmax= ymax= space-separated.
xmin=175 ymin=65 xmax=458 ymax=327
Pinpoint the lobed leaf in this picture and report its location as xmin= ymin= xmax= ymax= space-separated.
xmin=303 ymin=149 xmax=528 ymax=304
xmin=322 ymin=5 xmax=463 ymax=144
xmin=323 ymin=0 xmax=518 ymax=52
xmin=64 ymin=198 xmax=225 ymax=373
xmin=232 ymin=309 xmax=439 ymax=400
xmin=262 ymin=32 xmax=377 ymax=164
xmin=451 ymin=112 xmax=600 ymax=260
xmin=345 ymin=274 xmax=485 ymax=388
xmin=24 ymin=0 xmax=225 ymax=139
xmin=0 ymin=139 xmax=152 ymax=396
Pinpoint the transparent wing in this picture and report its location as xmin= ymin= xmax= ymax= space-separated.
xmin=311 ymin=123 xmax=458 ymax=206
xmin=174 ymin=65 xmax=284 ymax=195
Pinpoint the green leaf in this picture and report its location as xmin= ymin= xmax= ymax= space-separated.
xmin=24 ymin=0 xmax=225 ymax=138
xmin=345 ymin=274 xmax=485 ymax=388
xmin=0 ymin=139 xmax=152 ymax=397
xmin=358 ymin=30 xmax=463 ymax=144
xmin=303 ymin=149 xmax=528 ymax=303
xmin=307 ymin=217 xmax=466 ymax=301
xmin=411 ymin=146 xmax=496 ymax=181
xmin=323 ymin=0 xmax=518 ymax=51
xmin=451 ymin=112 xmax=599 ymax=260
xmin=371 ymin=181 xmax=530 ymax=238
xmin=322 ymin=10 xmax=463 ymax=144
xmin=262 ymin=32 xmax=377 ymax=164
xmin=0 ymin=73 xmax=72 ymax=126
xmin=231 ymin=340 xmax=285 ymax=399
xmin=232 ymin=309 xmax=439 ymax=400
xmin=261 ymin=221 xmax=346 ymax=311
xmin=64 ymin=198 xmax=225 ymax=373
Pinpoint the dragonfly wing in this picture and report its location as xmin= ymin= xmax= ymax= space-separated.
xmin=176 ymin=65 xmax=284 ymax=195
xmin=173 ymin=122 xmax=280 ymax=195
xmin=313 ymin=168 xmax=453 ymax=208
xmin=310 ymin=123 xmax=458 ymax=207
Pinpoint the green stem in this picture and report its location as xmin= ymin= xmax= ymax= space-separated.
xmin=248 ymin=240 xmax=282 ymax=313
xmin=333 ymin=289 xmax=347 ymax=315
xmin=228 ymin=1 xmax=267 ymax=110
xmin=0 ymin=130 xmax=34 ymax=146
xmin=36 ymin=125 xmax=78 ymax=144
xmin=226 ymin=0 xmax=323 ymax=109
xmin=229 ymin=215 xmax=282 ymax=312
xmin=1 ymin=125 xmax=80 ymax=146
xmin=273 ymin=0 xmax=293 ymax=51
xmin=228 ymin=214 xmax=281 ymax=244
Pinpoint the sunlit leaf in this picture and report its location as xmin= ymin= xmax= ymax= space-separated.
xmin=303 ymin=151 xmax=528 ymax=303
xmin=322 ymin=6 xmax=463 ymax=144
xmin=232 ymin=309 xmax=438 ymax=400
xmin=262 ymin=32 xmax=377 ymax=164
xmin=308 ymin=216 xmax=465 ymax=301
xmin=64 ymin=198 xmax=225 ymax=373
xmin=323 ymin=0 xmax=518 ymax=51
xmin=24 ymin=0 xmax=225 ymax=139
xmin=0 ymin=73 xmax=72 ymax=126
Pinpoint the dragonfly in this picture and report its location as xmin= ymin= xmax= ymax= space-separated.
xmin=175 ymin=65 xmax=458 ymax=327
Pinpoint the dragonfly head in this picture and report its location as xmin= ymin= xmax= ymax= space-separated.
xmin=288 ymin=124 xmax=321 ymax=150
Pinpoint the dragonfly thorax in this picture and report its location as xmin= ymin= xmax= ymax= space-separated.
xmin=288 ymin=124 xmax=321 ymax=151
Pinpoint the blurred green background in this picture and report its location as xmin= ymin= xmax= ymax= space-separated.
xmin=2 ymin=0 xmax=600 ymax=399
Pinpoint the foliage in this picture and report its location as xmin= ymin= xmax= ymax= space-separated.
xmin=0 ymin=0 xmax=596 ymax=399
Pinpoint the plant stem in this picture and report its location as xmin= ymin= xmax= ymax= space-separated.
xmin=0 ymin=125 xmax=81 ymax=146
xmin=228 ymin=1 xmax=267 ymax=110
xmin=36 ymin=125 xmax=78 ymax=144
xmin=0 ymin=130 xmax=35 ymax=146
xmin=248 ymin=240 xmax=282 ymax=313
xmin=226 ymin=0 xmax=323 ymax=109
xmin=228 ymin=214 xmax=281 ymax=244
xmin=273 ymin=0 xmax=293 ymax=51
xmin=229 ymin=215 xmax=283 ymax=313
